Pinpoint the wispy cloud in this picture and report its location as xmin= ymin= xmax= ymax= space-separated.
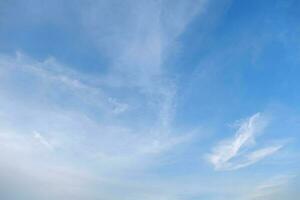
xmin=0 ymin=52 xmax=128 ymax=116
xmin=80 ymin=0 xmax=208 ymax=134
xmin=33 ymin=131 xmax=54 ymax=150
xmin=0 ymin=1 xmax=209 ymax=198
xmin=0 ymin=52 xmax=194 ymax=199
xmin=207 ymin=113 xmax=284 ymax=170
xmin=246 ymin=174 xmax=297 ymax=200
xmin=3 ymin=0 xmax=299 ymax=200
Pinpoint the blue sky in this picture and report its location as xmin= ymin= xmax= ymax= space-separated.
xmin=0 ymin=0 xmax=300 ymax=199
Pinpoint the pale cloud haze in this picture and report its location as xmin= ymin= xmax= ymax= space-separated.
xmin=0 ymin=0 xmax=300 ymax=199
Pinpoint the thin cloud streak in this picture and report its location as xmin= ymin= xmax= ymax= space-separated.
xmin=33 ymin=131 xmax=54 ymax=150
xmin=246 ymin=174 xmax=297 ymax=200
xmin=207 ymin=113 xmax=283 ymax=170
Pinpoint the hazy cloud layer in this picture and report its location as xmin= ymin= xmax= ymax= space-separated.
xmin=0 ymin=0 xmax=299 ymax=199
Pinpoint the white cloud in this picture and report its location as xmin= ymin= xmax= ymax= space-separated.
xmin=246 ymin=174 xmax=297 ymax=200
xmin=207 ymin=113 xmax=283 ymax=170
xmin=80 ymin=0 xmax=208 ymax=134
xmin=0 ymin=52 xmax=194 ymax=198
xmin=33 ymin=131 xmax=54 ymax=150
xmin=0 ymin=0 xmax=236 ymax=199
xmin=108 ymin=97 xmax=129 ymax=114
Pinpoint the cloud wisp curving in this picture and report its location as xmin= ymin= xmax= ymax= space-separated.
xmin=207 ymin=113 xmax=283 ymax=171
